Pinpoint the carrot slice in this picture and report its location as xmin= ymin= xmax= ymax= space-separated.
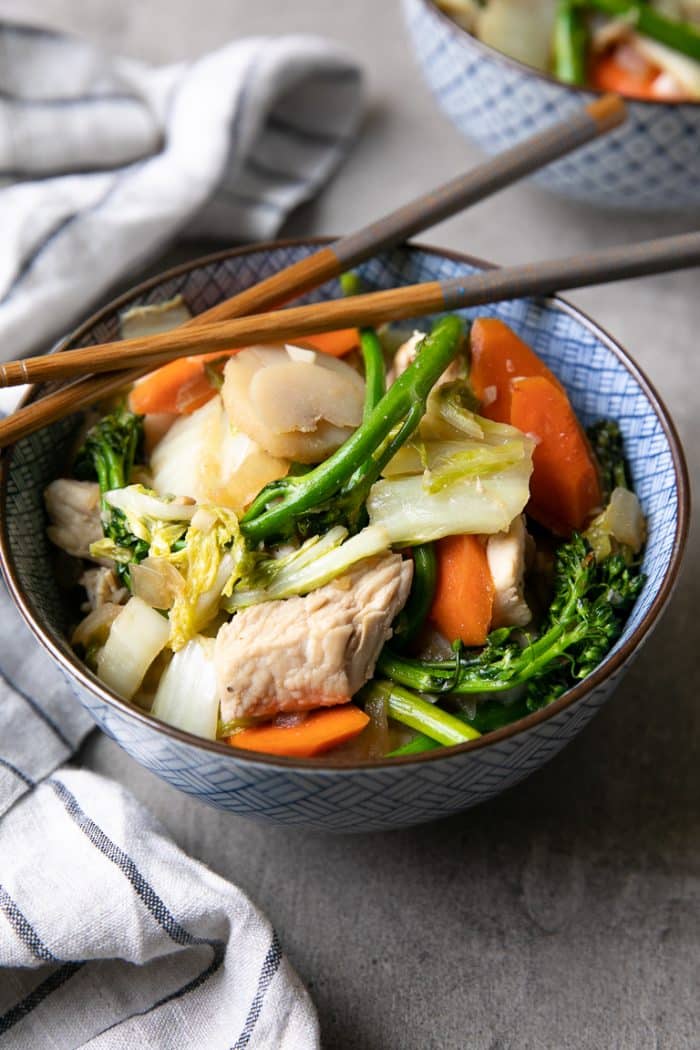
xmin=226 ymin=704 xmax=370 ymax=758
xmin=429 ymin=534 xmax=495 ymax=648
xmin=589 ymin=50 xmax=657 ymax=101
xmin=470 ymin=318 xmax=564 ymax=424
xmin=301 ymin=328 xmax=360 ymax=357
xmin=510 ymin=375 xmax=602 ymax=535
xmin=129 ymin=357 xmax=224 ymax=415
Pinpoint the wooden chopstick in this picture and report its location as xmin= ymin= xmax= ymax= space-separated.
xmin=0 ymin=96 xmax=626 ymax=447
xmin=2 ymin=231 xmax=699 ymax=409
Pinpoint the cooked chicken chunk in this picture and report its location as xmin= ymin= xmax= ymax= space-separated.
xmin=44 ymin=479 xmax=103 ymax=559
xmin=215 ymin=553 xmax=413 ymax=721
xmin=79 ymin=567 xmax=128 ymax=613
xmin=486 ymin=514 xmax=532 ymax=629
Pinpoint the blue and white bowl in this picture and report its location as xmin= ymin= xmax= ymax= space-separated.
xmin=402 ymin=0 xmax=700 ymax=210
xmin=0 ymin=241 xmax=689 ymax=832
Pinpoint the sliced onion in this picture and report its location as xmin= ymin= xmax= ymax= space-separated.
xmin=130 ymin=557 xmax=185 ymax=610
xmin=604 ymin=487 xmax=646 ymax=553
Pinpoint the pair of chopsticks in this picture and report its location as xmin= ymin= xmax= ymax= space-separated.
xmin=1 ymin=93 xmax=693 ymax=448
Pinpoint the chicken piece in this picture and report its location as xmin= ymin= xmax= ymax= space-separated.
xmin=486 ymin=514 xmax=532 ymax=629
xmin=216 ymin=553 xmax=413 ymax=722
xmin=79 ymin=566 xmax=128 ymax=613
xmin=44 ymin=479 xmax=103 ymax=559
xmin=389 ymin=330 xmax=466 ymax=387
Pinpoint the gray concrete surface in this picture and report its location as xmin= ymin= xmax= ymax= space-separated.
xmin=3 ymin=1 xmax=698 ymax=1046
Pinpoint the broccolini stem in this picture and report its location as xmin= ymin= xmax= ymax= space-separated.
xmin=387 ymin=734 xmax=440 ymax=757
xmin=387 ymin=697 xmax=531 ymax=756
xmin=553 ymin=1 xmax=589 ymax=84
xmin=360 ymin=328 xmax=386 ymax=419
xmin=241 ymin=315 xmax=466 ymax=542
xmin=582 ymin=0 xmax=700 ymax=60
xmin=361 ymin=680 xmax=481 ymax=746
xmin=393 ymin=544 xmax=437 ymax=646
xmin=339 ymin=272 xmax=364 ymax=297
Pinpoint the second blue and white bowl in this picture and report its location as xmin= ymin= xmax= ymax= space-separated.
xmin=403 ymin=0 xmax=700 ymax=210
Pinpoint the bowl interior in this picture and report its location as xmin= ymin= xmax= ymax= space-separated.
xmin=0 ymin=241 xmax=684 ymax=745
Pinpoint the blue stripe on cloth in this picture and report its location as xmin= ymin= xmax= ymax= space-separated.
xmin=0 ymin=88 xmax=141 ymax=107
xmin=0 ymin=757 xmax=35 ymax=788
xmin=300 ymin=67 xmax=361 ymax=85
xmin=91 ymin=939 xmax=227 ymax=1044
xmin=0 ymin=23 xmax=63 ymax=40
xmin=231 ymin=932 xmax=283 ymax=1050
xmin=0 ymin=886 xmax=58 ymax=961
xmin=0 ymin=885 xmax=84 ymax=1036
xmin=0 ymin=664 xmax=74 ymax=752
xmin=244 ymin=155 xmax=306 ymax=186
xmin=49 ymin=778 xmax=226 ymax=953
xmin=267 ymin=113 xmax=346 ymax=148
xmin=217 ymin=187 xmax=281 ymax=213
xmin=0 ymin=963 xmax=84 ymax=1035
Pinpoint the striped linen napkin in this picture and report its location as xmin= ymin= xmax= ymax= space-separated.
xmin=0 ymin=586 xmax=319 ymax=1048
xmin=0 ymin=18 xmax=365 ymax=1048
xmin=0 ymin=20 xmax=364 ymax=361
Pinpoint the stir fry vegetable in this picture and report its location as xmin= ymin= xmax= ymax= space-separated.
xmin=45 ymin=306 xmax=646 ymax=763
xmin=437 ymin=0 xmax=700 ymax=99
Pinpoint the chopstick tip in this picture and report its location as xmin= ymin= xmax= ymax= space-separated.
xmin=587 ymin=94 xmax=627 ymax=132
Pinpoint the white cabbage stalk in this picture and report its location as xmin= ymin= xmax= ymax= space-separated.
xmin=634 ymin=35 xmax=700 ymax=98
xmin=477 ymin=0 xmax=557 ymax=72
xmin=120 ymin=295 xmax=192 ymax=340
xmin=104 ymin=486 xmax=196 ymax=523
xmin=225 ymin=526 xmax=391 ymax=610
xmin=151 ymin=636 xmax=219 ymax=740
xmin=367 ymin=459 xmax=533 ymax=545
xmin=96 ymin=596 xmax=171 ymax=700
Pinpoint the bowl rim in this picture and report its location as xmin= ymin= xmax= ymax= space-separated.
xmin=415 ymin=0 xmax=700 ymax=111
xmin=0 ymin=236 xmax=690 ymax=774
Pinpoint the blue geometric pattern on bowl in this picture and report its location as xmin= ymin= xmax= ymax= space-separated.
xmin=402 ymin=0 xmax=700 ymax=210
xmin=1 ymin=242 xmax=684 ymax=832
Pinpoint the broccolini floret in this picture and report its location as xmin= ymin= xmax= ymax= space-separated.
xmin=587 ymin=419 xmax=630 ymax=499
xmin=73 ymin=407 xmax=147 ymax=580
